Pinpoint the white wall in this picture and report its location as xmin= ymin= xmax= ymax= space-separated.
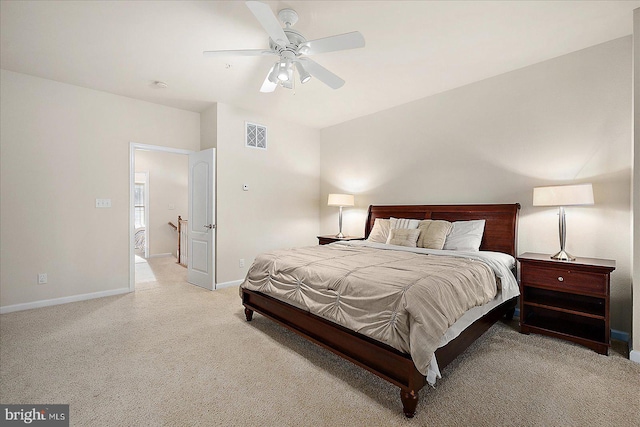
xmin=135 ymin=150 xmax=188 ymax=257
xmin=0 ymin=70 xmax=200 ymax=309
xmin=320 ymin=37 xmax=633 ymax=333
xmin=201 ymin=103 xmax=217 ymax=150
xmin=213 ymin=103 xmax=320 ymax=284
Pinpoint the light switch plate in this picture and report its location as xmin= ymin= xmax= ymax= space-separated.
xmin=96 ymin=198 xmax=112 ymax=208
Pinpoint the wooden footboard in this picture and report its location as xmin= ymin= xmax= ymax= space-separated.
xmin=242 ymin=288 xmax=517 ymax=417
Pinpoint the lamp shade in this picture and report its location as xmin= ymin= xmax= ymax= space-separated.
xmin=532 ymin=184 xmax=594 ymax=207
xmin=327 ymin=193 xmax=354 ymax=207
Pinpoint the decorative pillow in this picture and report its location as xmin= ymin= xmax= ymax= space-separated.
xmin=443 ymin=220 xmax=486 ymax=251
xmin=389 ymin=217 xmax=420 ymax=229
xmin=386 ymin=228 xmax=420 ymax=247
xmin=416 ymin=220 xmax=453 ymax=250
xmin=367 ymin=218 xmax=391 ymax=243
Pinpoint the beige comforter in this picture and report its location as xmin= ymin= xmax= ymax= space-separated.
xmin=240 ymin=243 xmax=498 ymax=375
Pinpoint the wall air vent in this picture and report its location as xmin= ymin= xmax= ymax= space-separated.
xmin=245 ymin=122 xmax=267 ymax=150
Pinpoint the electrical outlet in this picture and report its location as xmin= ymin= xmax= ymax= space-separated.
xmin=239 ymin=259 xmax=245 ymax=268
xmin=38 ymin=273 xmax=47 ymax=284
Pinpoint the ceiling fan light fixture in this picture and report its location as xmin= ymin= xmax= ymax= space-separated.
xmin=277 ymin=59 xmax=291 ymax=81
xmin=268 ymin=63 xmax=279 ymax=83
xmin=295 ymin=62 xmax=311 ymax=84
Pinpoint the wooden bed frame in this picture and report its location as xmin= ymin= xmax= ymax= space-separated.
xmin=242 ymin=203 xmax=520 ymax=417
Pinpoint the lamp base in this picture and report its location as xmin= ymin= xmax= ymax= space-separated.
xmin=551 ymin=250 xmax=575 ymax=261
xmin=335 ymin=232 xmax=345 ymax=239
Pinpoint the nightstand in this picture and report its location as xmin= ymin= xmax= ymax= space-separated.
xmin=517 ymin=252 xmax=616 ymax=355
xmin=317 ymin=235 xmax=364 ymax=245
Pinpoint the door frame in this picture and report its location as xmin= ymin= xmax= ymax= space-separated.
xmin=129 ymin=142 xmax=194 ymax=292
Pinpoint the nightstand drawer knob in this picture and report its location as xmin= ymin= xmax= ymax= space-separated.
xmin=557 ymin=276 xmax=564 ymax=282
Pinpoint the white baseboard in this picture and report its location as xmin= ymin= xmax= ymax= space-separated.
xmin=630 ymin=350 xmax=640 ymax=364
xmin=216 ymin=279 xmax=243 ymax=290
xmin=0 ymin=277 xmax=242 ymax=313
xmin=0 ymin=287 xmax=131 ymax=314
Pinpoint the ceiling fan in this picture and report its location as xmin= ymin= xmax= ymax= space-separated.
xmin=203 ymin=1 xmax=365 ymax=92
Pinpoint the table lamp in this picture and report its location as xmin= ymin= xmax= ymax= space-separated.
xmin=532 ymin=183 xmax=594 ymax=261
xmin=327 ymin=194 xmax=354 ymax=238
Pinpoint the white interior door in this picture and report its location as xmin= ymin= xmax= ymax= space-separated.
xmin=187 ymin=148 xmax=216 ymax=290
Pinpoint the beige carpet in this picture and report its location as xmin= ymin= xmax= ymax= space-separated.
xmin=135 ymin=255 xmax=186 ymax=290
xmin=1 ymin=258 xmax=639 ymax=426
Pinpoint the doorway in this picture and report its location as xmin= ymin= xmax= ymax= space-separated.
xmin=128 ymin=143 xmax=217 ymax=292
xmin=129 ymin=143 xmax=191 ymax=291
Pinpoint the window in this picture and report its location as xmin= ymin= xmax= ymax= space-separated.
xmin=134 ymin=183 xmax=145 ymax=228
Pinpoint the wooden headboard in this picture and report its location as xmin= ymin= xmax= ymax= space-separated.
xmin=364 ymin=204 xmax=521 ymax=257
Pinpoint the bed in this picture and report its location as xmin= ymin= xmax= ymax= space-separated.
xmin=134 ymin=227 xmax=146 ymax=251
xmin=241 ymin=203 xmax=520 ymax=417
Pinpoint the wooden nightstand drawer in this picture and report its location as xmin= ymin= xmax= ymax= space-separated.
xmin=521 ymin=264 xmax=606 ymax=294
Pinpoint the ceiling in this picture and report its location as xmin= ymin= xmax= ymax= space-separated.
xmin=2 ymin=1 xmax=639 ymax=129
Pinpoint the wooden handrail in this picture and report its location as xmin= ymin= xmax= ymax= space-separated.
xmin=177 ymin=216 xmax=188 ymax=267
xmin=168 ymin=221 xmax=178 ymax=231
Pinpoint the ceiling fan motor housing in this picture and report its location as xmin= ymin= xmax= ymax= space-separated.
xmin=269 ymin=29 xmax=306 ymax=57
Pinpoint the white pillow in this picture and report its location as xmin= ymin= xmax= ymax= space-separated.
xmin=443 ymin=220 xmax=486 ymax=251
xmin=389 ymin=217 xmax=420 ymax=230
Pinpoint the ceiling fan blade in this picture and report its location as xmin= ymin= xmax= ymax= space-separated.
xmin=246 ymin=1 xmax=289 ymax=47
xmin=203 ymin=49 xmax=274 ymax=57
xmin=260 ymin=65 xmax=278 ymax=93
xmin=298 ymin=31 xmax=365 ymax=55
xmin=296 ymin=58 xmax=345 ymax=89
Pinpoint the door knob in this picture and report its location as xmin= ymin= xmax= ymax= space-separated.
xmin=204 ymin=224 xmax=216 ymax=229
